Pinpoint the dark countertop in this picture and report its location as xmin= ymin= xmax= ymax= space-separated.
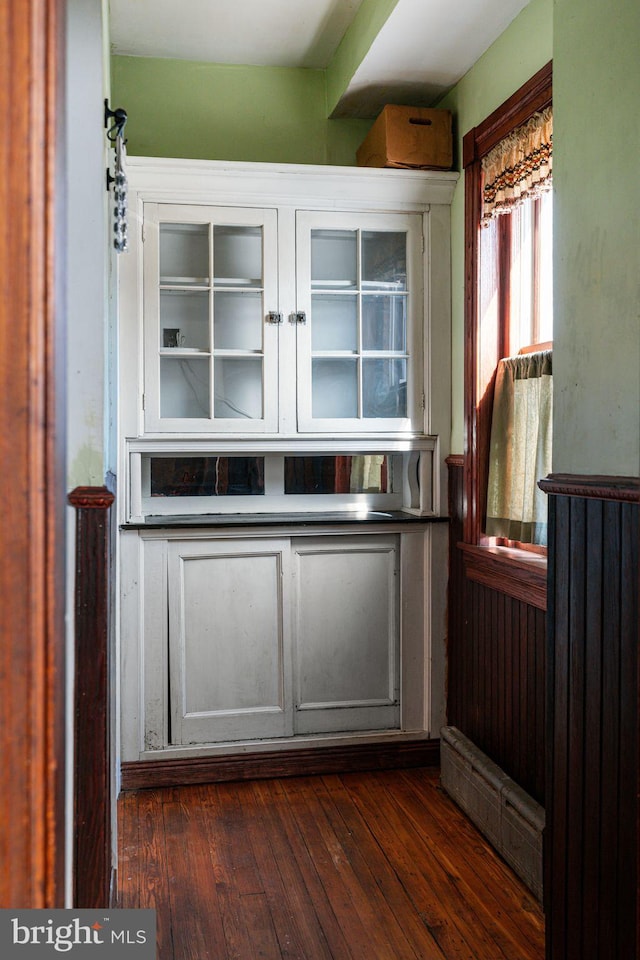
xmin=123 ymin=510 xmax=450 ymax=530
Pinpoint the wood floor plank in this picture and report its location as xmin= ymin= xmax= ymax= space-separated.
xmin=317 ymin=774 xmax=449 ymax=960
xmin=252 ymin=779 xmax=356 ymax=960
xmin=204 ymin=782 xmax=264 ymax=897
xmin=192 ymin=785 xmax=258 ymax=960
xmin=116 ymin=790 xmax=140 ymax=908
xmin=311 ymin=775 xmax=440 ymax=960
xmin=238 ymin=893 xmax=281 ymax=960
xmin=161 ymin=797 xmax=228 ymax=960
xmin=281 ymin=777 xmax=401 ymax=959
xmin=117 ymin=768 xmax=544 ymax=960
xmin=386 ymin=772 xmax=542 ymax=959
xmin=344 ymin=772 xmax=512 ymax=959
xmin=408 ymin=771 xmax=545 ymax=896
xmin=396 ymin=770 xmax=544 ymax=950
xmin=243 ymin=781 xmax=335 ymax=960
xmin=137 ymin=791 xmax=174 ymax=958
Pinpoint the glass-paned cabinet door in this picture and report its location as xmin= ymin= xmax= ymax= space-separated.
xmin=295 ymin=211 xmax=424 ymax=433
xmin=143 ymin=203 xmax=279 ymax=433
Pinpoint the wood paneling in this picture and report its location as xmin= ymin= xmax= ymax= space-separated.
xmin=0 ymin=0 xmax=66 ymax=907
xmin=541 ymin=477 xmax=639 ymax=960
xmin=121 ymin=738 xmax=439 ymax=790
xmin=447 ymin=460 xmax=546 ymax=804
xmin=117 ymin=767 xmax=544 ymax=960
xmin=69 ymin=485 xmax=115 ymax=908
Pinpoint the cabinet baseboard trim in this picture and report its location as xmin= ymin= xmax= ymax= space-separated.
xmin=120 ymin=738 xmax=440 ymax=791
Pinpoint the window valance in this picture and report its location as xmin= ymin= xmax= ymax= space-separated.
xmin=481 ymin=106 xmax=552 ymax=223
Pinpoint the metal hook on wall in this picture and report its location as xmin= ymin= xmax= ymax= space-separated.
xmin=105 ymin=99 xmax=128 ymax=143
xmin=105 ymin=99 xmax=129 ymax=253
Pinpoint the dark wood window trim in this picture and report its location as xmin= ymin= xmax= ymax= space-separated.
xmin=462 ymin=61 xmax=552 ymax=607
xmin=459 ymin=542 xmax=547 ymax=611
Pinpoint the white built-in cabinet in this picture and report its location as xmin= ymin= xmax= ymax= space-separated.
xmin=118 ymin=158 xmax=457 ymax=762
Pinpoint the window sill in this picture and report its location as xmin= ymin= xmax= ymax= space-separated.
xmin=459 ymin=542 xmax=547 ymax=610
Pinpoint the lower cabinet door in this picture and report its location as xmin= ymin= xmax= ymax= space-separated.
xmin=165 ymin=533 xmax=400 ymax=747
xmin=167 ymin=538 xmax=293 ymax=744
xmin=292 ymin=535 xmax=400 ymax=735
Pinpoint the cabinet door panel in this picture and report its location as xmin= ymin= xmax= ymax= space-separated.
xmin=144 ymin=203 xmax=279 ymax=434
xmin=168 ymin=539 xmax=292 ymax=744
xmin=296 ymin=210 xmax=423 ymax=434
xmin=292 ymin=535 xmax=400 ymax=734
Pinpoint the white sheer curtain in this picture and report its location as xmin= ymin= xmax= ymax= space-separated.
xmin=486 ymin=350 xmax=552 ymax=545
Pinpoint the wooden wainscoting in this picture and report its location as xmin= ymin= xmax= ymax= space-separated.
xmin=541 ymin=474 xmax=639 ymax=960
xmin=447 ymin=457 xmax=546 ymax=804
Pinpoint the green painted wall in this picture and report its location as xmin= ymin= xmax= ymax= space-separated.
xmin=553 ymin=0 xmax=639 ymax=475
xmin=436 ymin=0 xmax=553 ymax=453
xmin=111 ymin=56 xmax=372 ymax=166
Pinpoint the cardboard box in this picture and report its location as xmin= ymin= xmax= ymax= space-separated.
xmin=356 ymin=105 xmax=452 ymax=170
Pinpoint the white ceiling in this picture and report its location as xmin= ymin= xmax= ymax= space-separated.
xmin=109 ymin=0 xmax=532 ymax=117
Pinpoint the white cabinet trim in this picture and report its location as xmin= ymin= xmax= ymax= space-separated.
xmin=125 ymin=156 xmax=459 ymax=210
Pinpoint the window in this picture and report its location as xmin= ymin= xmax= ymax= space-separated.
xmin=481 ymin=190 xmax=553 ymax=359
xmin=462 ymin=62 xmax=552 ymax=601
xmin=482 ymin=188 xmax=553 ymax=549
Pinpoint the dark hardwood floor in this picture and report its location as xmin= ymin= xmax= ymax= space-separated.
xmin=117 ymin=767 xmax=544 ymax=959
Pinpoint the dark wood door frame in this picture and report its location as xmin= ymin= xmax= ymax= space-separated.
xmin=0 ymin=0 xmax=66 ymax=907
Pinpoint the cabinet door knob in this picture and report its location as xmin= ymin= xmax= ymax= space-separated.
xmin=266 ymin=311 xmax=283 ymax=324
xmin=289 ymin=311 xmax=306 ymax=324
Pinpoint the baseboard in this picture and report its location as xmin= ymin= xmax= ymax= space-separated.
xmin=440 ymin=726 xmax=544 ymax=901
xmin=121 ymin=737 xmax=439 ymax=791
